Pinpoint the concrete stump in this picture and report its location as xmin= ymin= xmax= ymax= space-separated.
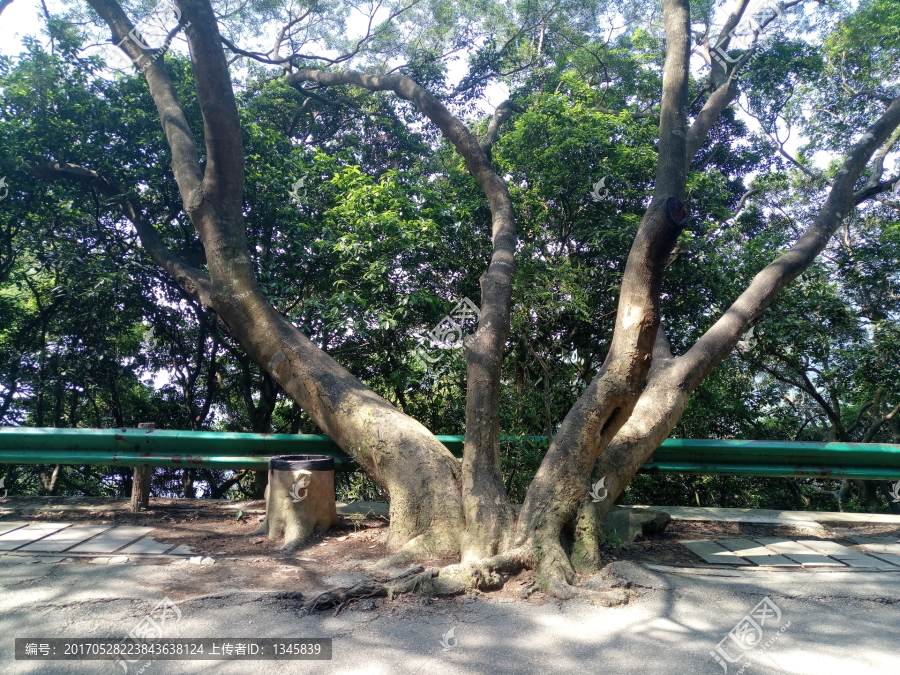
xmin=253 ymin=454 xmax=338 ymax=552
xmin=604 ymin=506 xmax=671 ymax=543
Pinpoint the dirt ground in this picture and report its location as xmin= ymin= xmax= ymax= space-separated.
xmin=2 ymin=497 xmax=898 ymax=611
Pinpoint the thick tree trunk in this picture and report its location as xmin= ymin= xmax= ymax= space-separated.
xmin=514 ymin=197 xmax=687 ymax=588
xmin=510 ymin=0 xmax=692 ymax=592
xmin=220 ymin=298 xmax=466 ymax=557
xmin=72 ymin=0 xmax=471 ymax=561
xmin=572 ymin=93 xmax=900 ymax=567
xmin=39 ymin=464 xmax=62 ymax=495
xmin=285 ymin=72 xmax=521 ymax=562
xmin=34 ymin=0 xmax=900 ymax=606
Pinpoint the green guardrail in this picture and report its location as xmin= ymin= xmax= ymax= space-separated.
xmin=641 ymin=438 xmax=900 ymax=480
xmin=0 ymin=427 xmax=460 ymax=471
xmin=0 ymin=428 xmax=899 ymax=479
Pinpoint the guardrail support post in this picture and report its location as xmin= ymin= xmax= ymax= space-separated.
xmin=130 ymin=465 xmax=150 ymax=513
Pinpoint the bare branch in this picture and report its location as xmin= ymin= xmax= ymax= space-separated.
xmin=864 ymin=127 xmax=900 ymax=189
xmin=179 ymin=0 xmax=245 ymax=221
xmin=854 ymin=91 xmax=895 ymax=105
xmin=288 ymin=66 xmax=517 ymax=556
xmin=655 ymin=0 xmax=690 ymax=200
xmin=678 ymin=94 xmax=900 ymax=391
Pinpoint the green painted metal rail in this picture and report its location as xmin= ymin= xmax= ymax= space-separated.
xmin=641 ymin=438 xmax=900 ymax=480
xmin=1 ymin=428 xmax=899 ymax=479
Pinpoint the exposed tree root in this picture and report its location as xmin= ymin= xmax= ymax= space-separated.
xmin=376 ymin=529 xmax=461 ymax=571
xmin=301 ymin=547 xmax=628 ymax=613
xmin=539 ymin=580 xmax=629 ymax=607
xmin=301 ymin=565 xmax=430 ymax=613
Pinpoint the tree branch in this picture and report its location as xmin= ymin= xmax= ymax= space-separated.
xmin=288 ymin=66 xmax=518 ymax=558
xmin=22 ymin=161 xmax=212 ymax=306
xmin=86 ymin=0 xmax=203 ymax=204
xmin=179 ymin=0 xmax=245 ymax=222
xmin=479 ymin=100 xmax=524 ymax=163
xmin=678 ymin=94 xmax=900 ymax=391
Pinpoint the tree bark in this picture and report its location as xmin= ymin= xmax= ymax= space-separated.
xmin=131 ymin=465 xmax=150 ymax=512
xmin=26 ymin=0 xmax=900 ymax=605
xmin=285 ymin=70 xmax=520 ymax=562
xmin=576 ymin=95 xmax=900 ymax=568
xmin=74 ymin=0 xmax=470 ymax=560
xmin=510 ymin=0 xmax=692 ymax=592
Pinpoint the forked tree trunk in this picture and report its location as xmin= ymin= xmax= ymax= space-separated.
xmin=574 ymin=86 xmax=900 ymax=565
xmin=254 ymin=455 xmax=339 ymax=552
xmin=33 ymin=0 xmax=900 ymax=603
xmin=509 ymin=0 xmax=692 ymax=593
xmin=61 ymin=0 xmax=470 ymax=562
xmin=285 ymin=70 xmax=520 ymax=563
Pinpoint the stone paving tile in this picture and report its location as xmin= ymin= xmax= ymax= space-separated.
xmin=795 ymin=540 xmax=900 ymax=569
xmin=715 ymin=539 xmax=799 ymax=566
xmin=68 ymin=526 xmax=153 ymax=554
xmin=855 ymin=543 xmax=900 ymax=555
xmin=89 ymin=555 xmax=131 ymax=564
xmin=752 ymin=538 xmax=845 ymax=566
xmin=18 ymin=525 xmax=113 ymax=552
xmin=0 ymin=522 xmax=29 ymax=536
xmin=680 ymin=539 xmax=753 ymax=565
xmin=166 ymin=545 xmax=195 ymax=555
xmin=119 ymin=536 xmax=175 ymax=555
xmin=0 ymin=523 xmax=71 ymax=551
xmin=0 ymin=555 xmax=41 ymax=564
xmin=862 ymin=551 xmax=900 ymax=567
xmin=845 ymin=535 xmax=899 ymax=544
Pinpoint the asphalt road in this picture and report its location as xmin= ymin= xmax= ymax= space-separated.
xmin=2 ymin=557 xmax=899 ymax=675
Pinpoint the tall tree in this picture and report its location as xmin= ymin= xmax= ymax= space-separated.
xmin=4 ymin=0 xmax=899 ymax=601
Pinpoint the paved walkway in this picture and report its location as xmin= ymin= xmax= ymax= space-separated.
xmin=0 ymin=501 xmax=388 ymax=563
xmin=0 ymin=522 xmax=194 ymax=562
xmin=2 ymin=560 xmax=899 ymax=674
xmin=681 ymin=537 xmax=900 ymax=569
xmin=623 ymin=504 xmax=900 ymax=526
